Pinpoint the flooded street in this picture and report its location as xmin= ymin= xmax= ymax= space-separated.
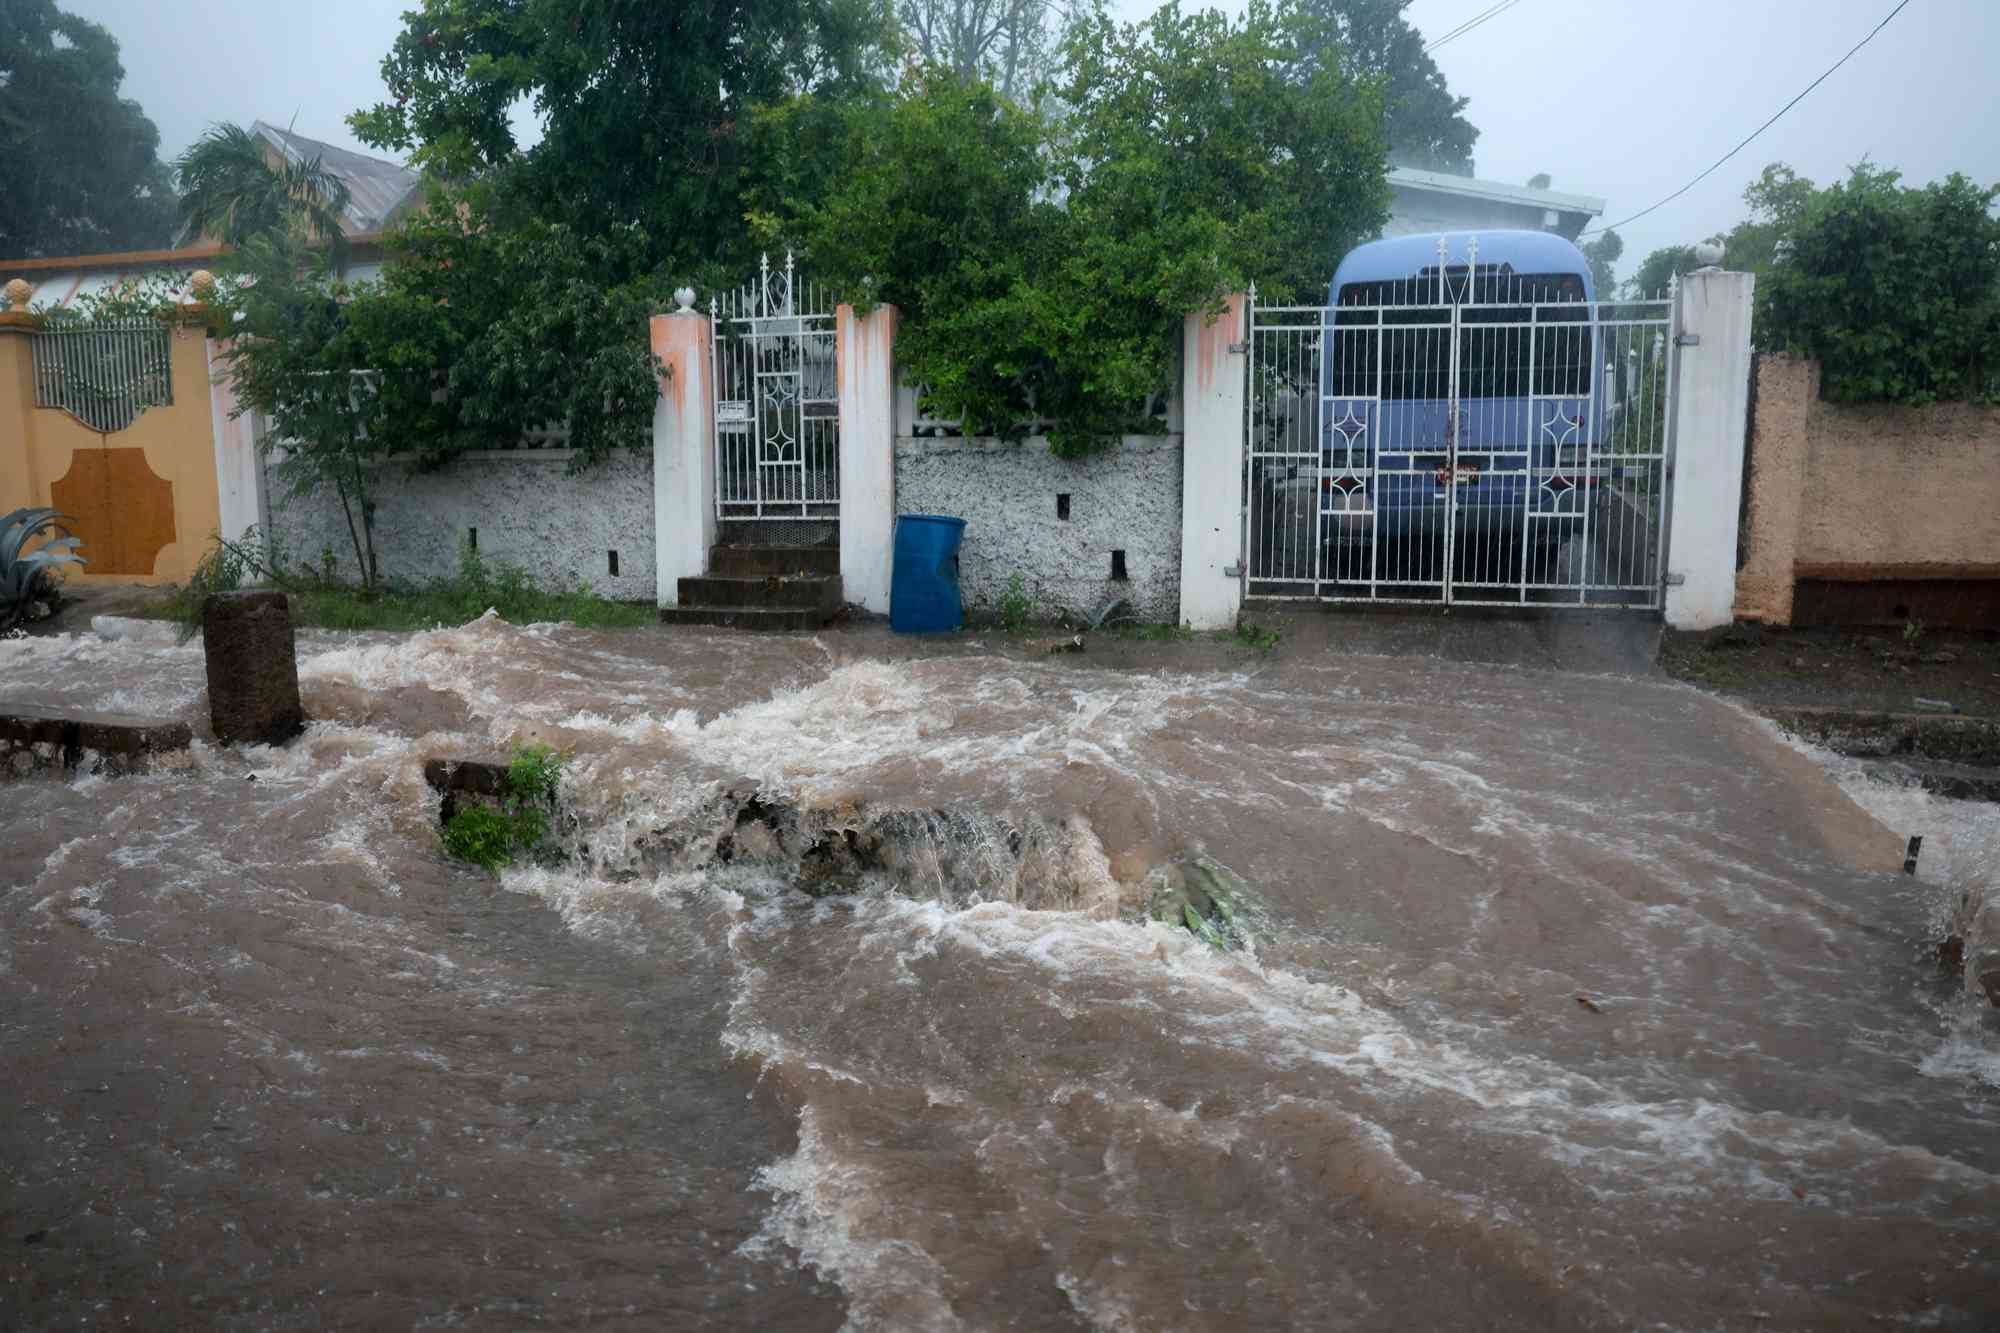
xmin=3 ymin=615 xmax=1996 ymax=1330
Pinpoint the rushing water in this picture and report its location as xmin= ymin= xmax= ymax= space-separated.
xmin=2 ymin=614 xmax=1996 ymax=1331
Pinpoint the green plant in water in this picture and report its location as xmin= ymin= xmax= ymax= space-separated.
xmin=997 ymin=574 xmax=1033 ymax=633
xmin=1218 ymin=619 xmax=1281 ymax=653
xmin=442 ymin=804 xmax=517 ymax=870
xmin=442 ymin=743 xmax=568 ymax=871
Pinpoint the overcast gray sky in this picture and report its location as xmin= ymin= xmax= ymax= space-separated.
xmin=71 ymin=0 xmax=2000 ymax=277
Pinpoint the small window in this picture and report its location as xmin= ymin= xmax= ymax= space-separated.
xmin=1110 ymin=550 xmax=1128 ymax=582
xmin=608 ymin=549 xmax=620 ymax=577
xmin=1056 ymin=493 xmax=1071 ymax=521
xmin=468 ymin=527 xmax=477 ymax=552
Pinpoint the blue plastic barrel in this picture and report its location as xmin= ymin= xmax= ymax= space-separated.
xmin=890 ymin=514 xmax=968 ymax=633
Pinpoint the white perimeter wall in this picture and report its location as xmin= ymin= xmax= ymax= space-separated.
xmin=893 ymin=435 xmax=1184 ymax=623
xmin=263 ymin=448 xmax=657 ymax=601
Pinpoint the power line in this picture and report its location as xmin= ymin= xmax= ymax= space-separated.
xmin=1424 ymin=0 xmax=1527 ymax=55
xmin=1580 ymin=0 xmax=1914 ymax=238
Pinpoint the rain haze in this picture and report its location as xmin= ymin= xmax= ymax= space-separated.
xmin=65 ymin=0 xmax=2000 ymax=281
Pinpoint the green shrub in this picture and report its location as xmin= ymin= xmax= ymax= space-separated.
xmin=997 ymin=574 xmax=1034 ymax=632
xmin=1758 ymin=165 xmax=2000 ymax=405
xmin=443 ymin=805 xmax=518 ymax=870
xmin=441 ymin=744 xmax=569 ymax=871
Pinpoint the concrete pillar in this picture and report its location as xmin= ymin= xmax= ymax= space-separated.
xmin=202 ymin=590 xmax=304 ymax=746
xmin=837 ymin=302 xmax=898 ymax=615
xmin=1732 ymin=354 xmax=1817 ymax=625
xmin=1178 ymin=293 xmax=1248 ymax=630
xmin=652 ymin=294 xmax=715 ymax=607
xmin=205 ymin=335 xmax=268 ymax=548
xmin=0 ymin=279 xmax=40 ymax=513
xmin=1664 ymin=270 xmax=1757 ymax=630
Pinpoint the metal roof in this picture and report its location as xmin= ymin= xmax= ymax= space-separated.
xmin=1388 ymin=167 xmax=1605 ymax=219
xmin=251 ymin=120 xmax=424 ymax=235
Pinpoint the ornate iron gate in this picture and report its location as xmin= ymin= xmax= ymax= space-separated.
xmin=1246 ymin=239 xmax=1678 ymax=608
xmin=712 ymin=252 xmax=840 ymax=522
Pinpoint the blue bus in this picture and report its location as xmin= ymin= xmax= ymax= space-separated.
xmin=1252 ymin=228 xmax=1641 ymax=600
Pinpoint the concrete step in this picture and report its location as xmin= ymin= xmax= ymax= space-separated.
xmin=709 ymin=544 xmax=840 ymax=578
xmin=678 ymin=573 xmax=841 ymax=611
xmin=659 ymin=604 xmax=838 ymax=632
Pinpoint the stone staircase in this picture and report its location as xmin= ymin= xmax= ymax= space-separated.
xmin=659 ymin=542 xmax=843 ymax=630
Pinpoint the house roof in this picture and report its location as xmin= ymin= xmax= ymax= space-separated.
xmin=250 ymin=119 xmax=425 ymax=235
xmin=1388 ymin=167 xmax=1605 ymax=221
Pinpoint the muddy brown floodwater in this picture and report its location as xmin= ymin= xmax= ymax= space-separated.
xmin=3 ymin=614 xmax=1996 ymax=1331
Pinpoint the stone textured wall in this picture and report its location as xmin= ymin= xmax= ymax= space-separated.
xmin=1735 ymin=354 xmax=2000 ymax=624
xmin=1796 ymin=396 xmax=2000 ymax=575
xmin=1733 ymin=354 xmax=1817 ymax=624
xmin=265 ymin=447 xmax=657 ymax=601
xmin=893 ymin=435 xmax=1184 ymax=623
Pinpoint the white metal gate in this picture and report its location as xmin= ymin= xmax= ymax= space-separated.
xmin=713 ymin=252 xmax=840 ymax=521
xmin=1246 ymin=240 xmax=1678 ymax=607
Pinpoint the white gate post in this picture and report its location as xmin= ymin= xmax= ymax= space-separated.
xmin=652 ymin=292 xmax=715 ymax=608
xmin=838 ymin=302 xmax=898 ymax=615
xmin=1178 ymin=293 xmax=1248 ymax=629
xmin=1664 ymin=269 xmax=1756 ymax=630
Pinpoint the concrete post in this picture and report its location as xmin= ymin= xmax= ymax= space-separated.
xmin=1664 ymin=269 xmax=1756 ymax=630
xmin=652 ymin=295 xmax=715 ymax=608
xmin=1731 ymin=354 xmax=1816 ymax=624
xmin=205 ymin=335 xmax=268 ymax=548
xmin=202 ymin=590 xmax=304 ymax=747
xmin=1178 ymin=293 xmax=1248 ymax=630
xmin=838 ymin=303 xmax=898 ymax=615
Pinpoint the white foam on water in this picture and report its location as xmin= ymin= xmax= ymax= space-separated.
xmin=741 ymin=1106 xmax=968 ymax=1333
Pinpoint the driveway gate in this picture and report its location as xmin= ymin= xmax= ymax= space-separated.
xmin=712 ymin=252 xmax=839 ymax=522
xmin=1246 ymin=239 xmax=1679 ymax=607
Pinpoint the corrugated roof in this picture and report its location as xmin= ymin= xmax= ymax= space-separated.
xmin=251 ymin=120 xmax=424 ymax=235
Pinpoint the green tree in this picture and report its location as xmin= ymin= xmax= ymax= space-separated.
xmin=208 ymin=237 xmax=447 ymax=589
xmin=372 ymin=197 xmax=668 ymax=466
xmin=1718 ymin=162 xmax=1817 ymax=275
xmin=1758 ymin=164 xmax=2000 ymax=404
xmin=174 ymin=123 xmax=353 ymax=262
xmin=348 ymin=0 xmax=894 ymax=276
xmin=1627 ymin=244 xmax=1699 ymax=299
xmin=1297 ymin=0 xmax=1476 ymax=175
xmin=0 ymin=1 xmax=176 ymax=257
xmin=1580 ymin=228 xmax=1622 ymax=298
xmin=756 ymin=0 xmax=1388 ymax=453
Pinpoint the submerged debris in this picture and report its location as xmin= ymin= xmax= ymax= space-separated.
xmin=1147 ymin=856 xmax=1254 ymax=950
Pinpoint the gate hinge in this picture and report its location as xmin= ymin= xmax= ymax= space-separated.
xmin=1223 ymin=562 xmax=1244 ymax=578
xmin=1674 ymin=333 xmax=1701 ymax=347
xmin=1227 ymin=341 xmax=1249 ymax=354
xmin=1664 ymin=572 xmax=1687 ymax=587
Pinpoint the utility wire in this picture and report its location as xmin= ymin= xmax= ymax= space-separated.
xmin=1579 ymin=0 xmax=1914 ymax=237
xmin=1424 ymin=0 xmax=1527 ymax=54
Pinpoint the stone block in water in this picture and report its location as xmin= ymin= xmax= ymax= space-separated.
xmin=202 ymin=590 xmax=305 ymax=747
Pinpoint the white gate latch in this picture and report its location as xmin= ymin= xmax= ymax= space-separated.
xmin=1664 ymin=572 xmax=1687 ymax=587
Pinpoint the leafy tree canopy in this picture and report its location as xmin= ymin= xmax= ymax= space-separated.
xmin=1298 ymin=0 xmax=1475 ymax=175
xmin=1758 ymin=163 xmax=1999 ymax=404
xmin=175 ymin=123 xmax=353 ymax=262
xmin=348 ymin=0 xmax=894 ymax=275
xmin=1579 ymin=228 xmax=1621 ymax=298
xmin=0 ymin=0 xmax=176 ymax=257
xmin=754 ymin=0 xmax=1388 ymax=454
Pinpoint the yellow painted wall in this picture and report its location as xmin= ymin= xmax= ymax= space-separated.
xmin=0 ymin=318 xmax=221 ymax=586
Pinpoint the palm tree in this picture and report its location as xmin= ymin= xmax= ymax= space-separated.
xmin=175 ymin=123 xmax=353 ymax=264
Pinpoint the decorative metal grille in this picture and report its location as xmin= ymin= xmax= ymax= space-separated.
xmin=1246 ymin=237 xmax=1679 ymax=609
xmin=712 ymin=252 xmax=840 ymax=523
xmin=30 ymin=319 xmax=175 ymax=433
